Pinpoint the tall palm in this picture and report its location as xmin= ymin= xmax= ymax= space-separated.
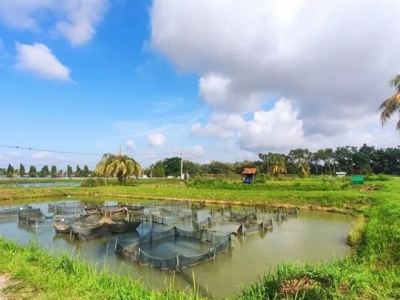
xmin=379 ymin=74 xmax=400 ymax=131
xmin=269 ymin=154 xmax=287 ymax=176
xmin=297 ymin=160 xmax=310 ymax=178
xmin=95 ymin=149 xmax=142 ymax=185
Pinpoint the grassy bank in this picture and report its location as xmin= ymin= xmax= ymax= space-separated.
xmin=0 ymin=238 xmax=204 ymax=300
xmin=1 ymin=177 xmax=400 ymax=299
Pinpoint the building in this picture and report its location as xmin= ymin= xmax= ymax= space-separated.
xmin=242 ymin=167 xmax=257 ymax=183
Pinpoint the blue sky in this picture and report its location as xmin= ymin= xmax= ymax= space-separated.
xmin=1 ymin=0 xmax=400 ymax=171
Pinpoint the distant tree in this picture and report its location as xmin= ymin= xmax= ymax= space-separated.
xmin=269 ymin=154 xmax=287 ymax=176
xmin=19 ymin=163 xmax=25 ymax=177
xmin=258 ymin=153 xmax=272 ymax=175
xmin=208 ymin=161 xmax=234 ymax=175
xmin=153 ymin=162 xmax=165 ymax=177
xmin=379 ymin=74 xmax=400 ymax=132
xmin=29 ymin=165 xmax=37 ymax=177
xmin=51 ymin=165 xmax=57 ymax=178
xmin=297 ymin=160 xmax=310 ymax=177
xmin=67 ymin=165 xmax=73 ymax=177
xmin=82 ymin=165 xmax=89 ymax=177
xmin=95 ymin=149 xmax=142 ymax=185
xmin=40 ymin=165 xmax=49 ymax=177
xmin=6 ymin=164 xmax=14 ymax=177
xmin=75 ymin=165 xmax=82 ymax=177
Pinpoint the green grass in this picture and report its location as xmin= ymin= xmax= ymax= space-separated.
xmin=1 ymin=177 xmax=400 ymax=299
xmin=0 ymin=238 xmax=205 ymax=300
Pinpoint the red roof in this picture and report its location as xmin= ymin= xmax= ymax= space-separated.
xmin=242 ymin=168 xmax=257 ymax=175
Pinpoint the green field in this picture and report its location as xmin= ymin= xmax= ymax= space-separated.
xmin=0 ymin=176 xmax=399 ymax=299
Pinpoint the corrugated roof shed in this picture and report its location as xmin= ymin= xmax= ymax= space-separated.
xmin=242 ymin=168 xmax=257 ymax=175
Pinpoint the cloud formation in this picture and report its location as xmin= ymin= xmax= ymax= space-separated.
xmin=150 ymin=0 xmax=400 ymax=152
xmin=15 ymin=42 xmax=71 ymax=80
xmin=147 ymin=132 xmax=167 ymax=147
xmin=125 ymin=140 xmax=136 ymax=150
xmin=0 ymin=0 xmax=109 ymax=46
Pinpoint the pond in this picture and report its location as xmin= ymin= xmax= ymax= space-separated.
xmin=0 ymin=199 xmax=352 ymax=298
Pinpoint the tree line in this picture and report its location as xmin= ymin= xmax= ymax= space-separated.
xmin=0 ymin=164 xmax=92 ymax=178
xmin=1 ymin=143 xmax=400 ymax=179
xmin=143 ymin=144 xmax=400 ymax=178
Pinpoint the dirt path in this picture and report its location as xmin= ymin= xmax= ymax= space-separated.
xmin=0 ymin=274 xmax=11 ymax=300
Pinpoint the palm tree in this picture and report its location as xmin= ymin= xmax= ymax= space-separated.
xmin=379 ymin=74 xmax=400 ymax=131
xmin=269 ymin=154 xmax=287 ymax=176
xmin=95 ymin=147 xmax=142 ymax=185
xmin=297 ymin=160 xmax=310 ymax=178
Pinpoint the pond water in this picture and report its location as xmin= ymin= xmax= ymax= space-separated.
xmin=0 ymin=199 xmax=352 ymax=298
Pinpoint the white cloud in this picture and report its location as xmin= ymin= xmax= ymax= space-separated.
xmin=147 ymin=132 xmax=167 ymax=147
xmin=0 ymin=0 xmax=53 ymax=30
xmin=31 ymin=152 xmax=69 ymax=165
xmin=0 ymin=0 xmax=109 ymax=46
xmin=192 ymin=98 xmax=305 ymax=151
xmin=15 ymin=42 xmax=71 ymax=80
xmin=6 ymin=151 xmax=21 ymax=157
xmin=199 ymin=73 xmax=263 ymax=112
xmin=237 ymin=99 xmax=305 ymax=151
xmin=32 ymin=151 xmax=52 ymax=159
xmin=125 ymin=140 xmax=136 ymax=150
xmin=54 ymin=0 xmax=109 ymax=46
xmin=150 ymin=0 xmax=400 ymax=143
xmin=187 ymin=145 xmax=205 ymax=155
xmin=191 ymin=113 xmax=245 ymax=139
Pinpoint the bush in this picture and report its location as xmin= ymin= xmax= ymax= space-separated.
xmin=80 ymin=178 xmax=106 ymax=187
xmin=364 ymin=174 xmax=391 ymax=181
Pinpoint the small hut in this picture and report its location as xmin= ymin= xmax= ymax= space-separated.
xmin=242 ymin=168 xmax=257 ymax=183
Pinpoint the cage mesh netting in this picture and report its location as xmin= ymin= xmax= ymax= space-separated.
xmin=236 ymin=219 xmax=273 ymax=235
xmin=275 ymin=208 xmax=298 ymax=221
xmin=48 ymin=202 xmax=82 ymax=214
xmin=53 ymin=214 xmax=142 ymax=241
xmin=115 ymin=226 xmax=232 ymax=272
xmin=0 ymin=204 xmax=32 ymax=217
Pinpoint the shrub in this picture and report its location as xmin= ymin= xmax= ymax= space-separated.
xmin=80 ymin=178 xmax=106 ymax=187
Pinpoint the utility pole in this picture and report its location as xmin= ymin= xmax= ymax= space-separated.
xmin=180 ymin=151 xmax=183 ymax=180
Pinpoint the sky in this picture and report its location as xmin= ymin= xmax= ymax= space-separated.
xmin=0 ymin=0 xmax=400 ymax=171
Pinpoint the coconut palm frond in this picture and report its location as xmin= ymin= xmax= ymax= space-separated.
xmin=379 ymin=93 xmax=400 ymax=125
xmin=396 ymin=118 xmax=400 ymax=133
xmin=95 ymin=151 xmax=142 ymax=185
xmin=390 ymin=74 xmax=400 ymax=92
xmin=379 ymin=74 xmax=400 ymax=132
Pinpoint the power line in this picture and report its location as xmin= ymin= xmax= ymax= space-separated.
xmin=183 ymin=151 xmax=210 ymax=161
xmin=0 ymin=144 xmax=217 ymax=166
xmin=0 ymin=145 xmax=102 ymax=156
xmin=0 ymin=144 xmax=177 ymax=158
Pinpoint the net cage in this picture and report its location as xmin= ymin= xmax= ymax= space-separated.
xmin=229 ymin=210 xmax=258 ymax=224
xmin=128 ymin=212 xmax=188 ymax=226
xmin=209 ymin=204 xmax=233 ymax=216
xmin=275 ymin=208 xmax=298 ymax=221
xmin=53 ymin=214 xmax=142 ymax=241
xmin=48 ymin=201 xmax=82 ymax=214
xmin=236 ymin=219 xmax=273 ymax=235
xmin=17 ymin=207 xmax=55 ymax=229
xmin=115 ymin=226 xmax=232 ymax=272
xmin=191 ymin=201 xmax=206 ymax=210
xmin=0 ymin=204 xmax=32 ymax=217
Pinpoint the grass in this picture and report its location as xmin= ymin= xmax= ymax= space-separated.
xmin=0 ymin=238 xmax=205 ymax=300
xmin=1 ymin=176 xmax=400 ymax=299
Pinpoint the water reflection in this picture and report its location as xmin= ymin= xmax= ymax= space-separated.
xmin=0 ymin=199 xmax=352 ymax=298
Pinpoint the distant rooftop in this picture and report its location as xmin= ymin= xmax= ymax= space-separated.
xmin=242 ymin=168 xmax=257 ymax=175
